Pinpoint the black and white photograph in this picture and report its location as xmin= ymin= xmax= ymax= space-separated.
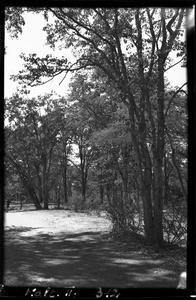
xmin=2 ymin=5 xmax=194 ymax=292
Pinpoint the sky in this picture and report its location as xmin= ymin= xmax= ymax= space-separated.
xmin=4 ymin=12 xmax=73 ymax=98
xmin=4 ymin=11 xmax=187 ymax=99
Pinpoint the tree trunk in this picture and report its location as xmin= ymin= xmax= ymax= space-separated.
xmin=78 ymin=143 xmax=87 ymax=209
xmin=81 ymin=172 xmax=86 ymax=208
xmin=99 ymin=184 xmax=104 ymax=204
xmin=6 ymin=199 xmax=11 ymax=210
xmin=152 ymin=50 xmax=166 ymax=246
xmin=7 ymin=156 xmax=43 ymax=210
xmin=63 ymin=164 xmax=69 ymax=204
xmin=56 ymin=186 xmax=61 ymax=208
xmin=127 ymin=99 xmax=155 ymax=243
xmin=42 ymin=154 xmax=49 ymax=210
xmin=140 ymin=169 xmax=155 ymax=243
xmin=42 ymin=179 xmax=49 ymax=210
xmin=153 ymin=159 xmax=164 ymax=245
xmin=27 ymin=186 xmax=42 ymax=210
xmin=43 ymin=191 xmax=49 ymax=209
xmin=122 ymin=145 xmax=129 ymax=205
xmin=20 ymin=176 xmax=42 ymax=210
xmin=163 ymin=156 xmax=170 ymax=206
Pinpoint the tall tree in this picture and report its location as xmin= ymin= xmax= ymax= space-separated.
xmin=5 ymin=94 xmax=63 ymax=209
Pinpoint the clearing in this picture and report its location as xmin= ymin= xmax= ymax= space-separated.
xmin=4 ymin=209 xmax=186 ymax=288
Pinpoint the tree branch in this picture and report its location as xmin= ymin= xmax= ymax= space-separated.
xmin=164 ymin=82 xmax=188 ymax=117
xmin=167 ymin=9 xmax=185 ymax=52
xmin=49 ymin=8 xmax=115 ymax=72
xmin=146 ymin=8 xmax=156 ymax=81
xmin=166 ymin=9 xmax=179 ymax=35
xmin=164 ymin=55 xmax=186 ymax=72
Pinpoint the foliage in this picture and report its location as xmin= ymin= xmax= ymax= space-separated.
xmin=5 ymin=7 xmax=25 ymax=39
xmin=5 ymin=94 xmax=68 ymax=209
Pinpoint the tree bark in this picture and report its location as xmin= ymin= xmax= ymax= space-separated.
xmin=140 ymin=159 xmax=155 ymax=242
xmin=81 ymin=169 xmax=87 ymax=207
xmin=78 ymin=141 xmax=88 ymax=208
xmin=122 ymin=145 xmax=129 ymax=205
xmin=42 ymin=154 xmax=49 ymax=210
xmin=23 ymin=182 xmax=42 ymax=210
xmin=153 ymin=159 xmax=164 ymax=245
xmin=152 ymin=43 xmax=166 ymax=245
xmin=63 ymin=163 xmax=69 ymax=204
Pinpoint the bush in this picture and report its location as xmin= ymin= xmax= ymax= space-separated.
xmin=68 ymin=191 xmax=84 ymax=212
xmin=105 ymin=193 xmax=144 ymax=237
xmin=163 ymin=204 xmax=187 ymax=246
xmin=106 ymin=193 xmax=187 ymax=247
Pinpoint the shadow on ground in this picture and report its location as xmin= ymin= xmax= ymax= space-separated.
xmin=4 ymin=226 xmax=184 ymax=288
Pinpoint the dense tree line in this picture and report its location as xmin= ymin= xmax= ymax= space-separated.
xmin=5 ymin=7 xmax=187 ymax=246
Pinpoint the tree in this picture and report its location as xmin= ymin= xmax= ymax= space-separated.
xmin=6 ymin=8 xmax=186 ymax=245
xmin=67 ymin=71 xmax=119 ymax=207
xmin=50 ymin=97 xmax=73 ymax=206
xmin=67 ymin=101 xmax=94 ymax=208
xmin=5 ymin=94 xmax=65 ymax=209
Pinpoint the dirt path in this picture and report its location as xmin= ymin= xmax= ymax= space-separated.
xmin=4 ymin=210 xmax=184 ymax=288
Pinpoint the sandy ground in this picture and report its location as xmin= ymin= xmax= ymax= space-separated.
xmin=4 ymin=210 xmax=185 ymax=288
xmin=5 ymin=210 xmax=111 ymax=237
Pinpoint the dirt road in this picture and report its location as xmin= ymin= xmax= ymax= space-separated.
xmin=4 ymin=210 xmax=184 ymax=288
